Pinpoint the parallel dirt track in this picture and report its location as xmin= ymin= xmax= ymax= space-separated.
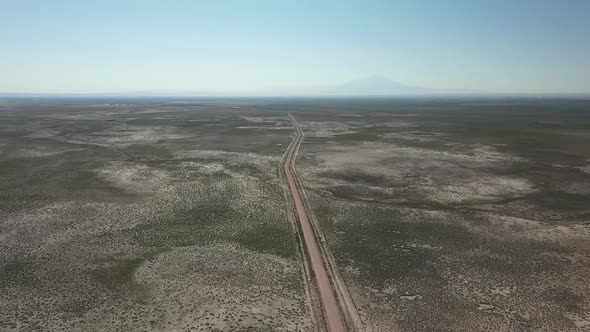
xmin=283 ymin=113 xmax=352 ymax=332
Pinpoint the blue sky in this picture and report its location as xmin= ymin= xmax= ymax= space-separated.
xmin=1 ymin=0 xmax=589 ymax=94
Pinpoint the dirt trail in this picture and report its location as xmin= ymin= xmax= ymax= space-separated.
xmin=282 ymin=113 xmax=356 ymax=332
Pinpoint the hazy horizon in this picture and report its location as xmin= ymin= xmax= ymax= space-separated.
xmin=2 ymin=0 xmax=589 ymax=95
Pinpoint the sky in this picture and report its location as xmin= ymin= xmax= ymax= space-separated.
xmin=1 ymin=0 xmax=589 ymax=94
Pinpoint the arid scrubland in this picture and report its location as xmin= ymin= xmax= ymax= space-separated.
xmin=1 ymin=98 xmax=589 ymax=332
xmin=292 ymin=99 xmax=590 ymax=331
xmin=0 ymin=100 xmax=314 ymax=331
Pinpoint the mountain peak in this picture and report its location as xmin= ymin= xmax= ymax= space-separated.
xmin=351 ymin=75 xmax=395 ymax=83
xmin=335 ymin=76 xmax=430 ymax=95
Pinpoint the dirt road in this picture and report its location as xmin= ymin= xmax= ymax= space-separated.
xmin=283 ymin=114 xmax=349 ymax=332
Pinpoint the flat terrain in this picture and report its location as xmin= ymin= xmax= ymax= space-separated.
xmin=290 ymin=99 xmax=590 ymax=331
xmin=1 ymin=98 xmax=589 ymax=331
xmin=0 ymin=99 xmax=314 ymax=331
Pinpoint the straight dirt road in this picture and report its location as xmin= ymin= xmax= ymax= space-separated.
xmin=283 ymin=113 xmax=348 ymax=332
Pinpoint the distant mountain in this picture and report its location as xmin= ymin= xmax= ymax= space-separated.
xmin=257 ymin=76 xmax=480 ymax=96
xmin=325 ymin=75 xmax=435 ymax=95
xmin=4 ymin=77 xmax=588 ymax=98
xmin=0 ymin=77 xmax=471 ymax=97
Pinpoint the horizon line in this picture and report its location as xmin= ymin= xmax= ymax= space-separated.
xmin=1 ymin=92 xmax=590 ymax=99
